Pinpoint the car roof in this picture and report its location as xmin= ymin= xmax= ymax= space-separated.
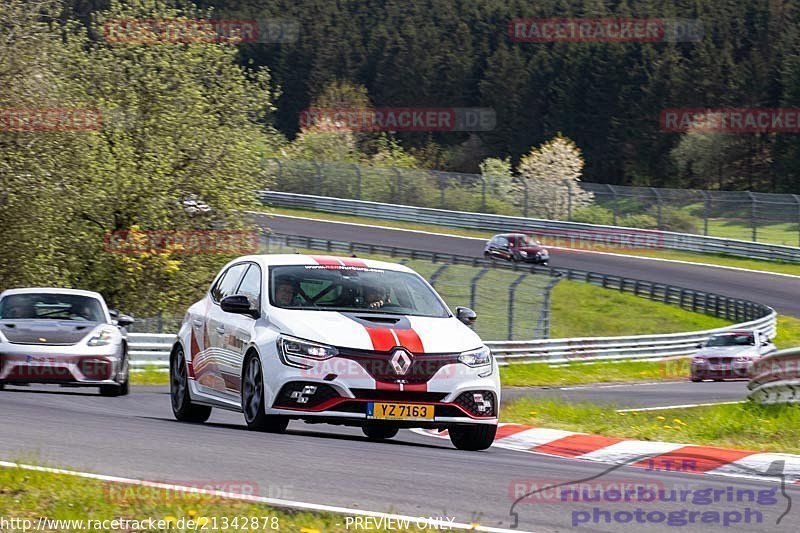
xmin=0 ymin=287 xmax=105 ymax=300
xmin=230 ymin=254 xmax=417 ymax=273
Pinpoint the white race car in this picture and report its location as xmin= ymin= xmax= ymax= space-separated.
xmin=170 ymin=254 xmax=500 ymax=450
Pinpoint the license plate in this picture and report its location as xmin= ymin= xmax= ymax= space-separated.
xmin=367 ymin=402 xmax=434 ymax=420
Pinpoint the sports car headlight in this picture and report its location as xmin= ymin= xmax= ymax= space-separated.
xmin=86 ymin=327 xmax=116 ymax=347
xmin=519 ymin=250 xmax=528 ymax=257
xmin=459 ymin=346 xmax=492 ymax=367
xmin=277 ymin=335 xmax=338 ymax=369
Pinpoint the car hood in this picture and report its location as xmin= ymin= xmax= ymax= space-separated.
xmin=0 ymin=319 xmax=99 ymax=346
xmin=696 ymin=345 xmax=757 ymax=358
xmin=268 ymin=309 xmax=483 ymax=353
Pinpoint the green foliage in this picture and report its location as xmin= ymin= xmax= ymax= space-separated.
xmin=571 ymin=205 xmax=615 ymax=225
xmin=648 ymin=206 xmax=700 ymax=233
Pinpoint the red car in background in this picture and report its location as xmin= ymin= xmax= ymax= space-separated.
xmin=484 ymin=233 xmax=550 ymax=265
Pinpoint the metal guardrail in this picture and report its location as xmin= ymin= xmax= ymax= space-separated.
xmin=128 ymin=233 xmax=777 ymax=368
xmin=747 ymin=348 xmax=800 ymax=404
xmin=259 ymin=191 xmax=800 ymax=263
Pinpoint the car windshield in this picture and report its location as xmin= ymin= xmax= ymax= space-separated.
xmin=706 ymin=333 xmax=755 ymax=347
xmin=509 ymin=235 xmax=539 ymax=247
xmin=269 ymin=265 xmax=450 ymax=318
xmin=0 ymin=293 xmax=105 ymax=322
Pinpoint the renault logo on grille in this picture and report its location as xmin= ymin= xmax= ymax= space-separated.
xmin=390 ymin=348 xmax=412 ymax=375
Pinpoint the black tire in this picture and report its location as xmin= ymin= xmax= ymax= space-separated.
xmin=362 ymin=425 xmax=399 ymax=441
xmin=690 ymin=377 xmax=702 ymax=382
xmin=0 ymin=382 xmax=5 ymax=390
xmin=170 ymin=345 xmax=212 ymax=423
xmin=101 ymin=351 xmax=130 ymax=397
xmin=449 ymin=424 xmax=497 ymax=451
xmin=241 ymin=353 xmax=288 ymax=433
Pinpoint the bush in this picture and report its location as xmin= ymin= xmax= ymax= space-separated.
xmin=648 ymin=206 xmax=700 ymax=233
xmin=571 ymin=205 xmax=615 ymax=225
xmin=621 ymin=213 xmax=658 ymax=229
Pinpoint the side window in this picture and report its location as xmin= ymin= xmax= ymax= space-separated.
xmin=497 ymin=237 xmax=509 ymax=248
xmin=213 ymin=263 xmax=248 ymax=303
xmin=210 ymin=270 xmax=229 ymax=302
xmin=236 ymin=264 xmax=262 ymax=309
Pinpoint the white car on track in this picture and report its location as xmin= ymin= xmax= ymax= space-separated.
xmin=170 ymin=254 xmax=500 ymax=450
xmin=0 ymin=288 xmax=133 ymax=396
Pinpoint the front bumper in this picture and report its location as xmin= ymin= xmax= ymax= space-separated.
xmin=518 ymin=253 xmax=549 ymax=264
xmin=0 ymin=343 xmax=122 ymax=385
xmin=263 ymin=353 xmax=501 ymax=427
xmin=691 ymin=360 xmax=752 ymax=380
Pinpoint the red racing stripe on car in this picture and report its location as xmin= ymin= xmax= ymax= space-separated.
xmin=376 ymin=381 xmax=401 ymax=391
xmin=404 ymin=383 xmax=427 ymax=392
xmin=310 ymin=255 xmax=344 ymax=267
xmin=364 ymin=327 xmax=396 ymax=351
xmin=340 ymin=257 xmax=368 ymax=268
xmin=394 ymin=328 xmax=425 ymax=354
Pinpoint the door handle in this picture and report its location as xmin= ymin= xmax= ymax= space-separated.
xmin=216 ymin=326 xmax=225 ymax=334
xmin=193 ymin=320 xmax=203 ymax=327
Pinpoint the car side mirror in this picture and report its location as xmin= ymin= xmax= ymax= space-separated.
xmin=221 ymin=295 xmax=259 ymax=319
xmin=116 ymin=314 xmax=135 ymax=328
xmin=109 ymin=308 xmax=119 ymax=318
xmin=456 ymin=306 xmax=477 ymax=326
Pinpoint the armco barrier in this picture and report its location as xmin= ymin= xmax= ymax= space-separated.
xmin=128 ymin=233 xmax=777 ymax=368
xmin=259 ymin=191 xmax=800 ymax=263
xmin=747 ymin=347 xmax=800 ymax=404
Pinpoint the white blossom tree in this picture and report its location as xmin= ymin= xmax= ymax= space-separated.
xmin=517 ymin=134 xmax=593 ymax=219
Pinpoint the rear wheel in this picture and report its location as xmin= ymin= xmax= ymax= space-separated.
xmin=170 ymin=346 xmax=211 ymax=423
xmin=242 ymin=353 xmax=288 ymax=433
xmin=362 ymin=425 xmax=399 ymax=441
xmin=449 ymin=424 xmax=497 ymax=451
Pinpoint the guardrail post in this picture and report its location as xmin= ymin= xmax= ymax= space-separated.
xmin=313 ymin=161 xmax=323 ymax=196
xmin=565 ymin=180 xmax=573 ymax=221
xmin=469 ymin=268 xmax=489 ymax=310
xmin=538 ymin=275 xmax=562 ymax=339
xmin=793 ymin=194 xmax=800 ymax=248
xmin=393 ymin=167 xmax=402 ymax=204
xmin=703 ymin=191 xmax=711 ymax=236
xmin=608 ymin=184 xmax=619 ymax=225
xmin=651 ymin=187 xmax=663 ymax=230
xmin=480 ymin=176 xmax=487 ymax=212
xmin=522 ymin=180 xmax=529 ymax=218
xmin=353 ymin=164 xmax=362 ymax=200
xmin=429 ymin=264 xmax=450 ymax=288
xmin=747 ymin=191 xmax=757 ymax=242
xmin=508 ymin=274 xmax=527 ymax=340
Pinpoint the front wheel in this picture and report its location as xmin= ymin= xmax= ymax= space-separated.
xmin=449 ymin=424 xmax=497 ymax=451
xmin=242 ymin=353 xmax=288 ymax=433
xmin=362 ymin=425 xmax=399 ymax=441
xmin=170 ymin=346 xmax=212 ymax=423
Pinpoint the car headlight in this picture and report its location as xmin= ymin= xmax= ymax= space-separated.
xmin=735 ymin=356 xmax=752 ymax=362
xmin=87 ymin=327 xmax=116 ymax=347
xmin=459 ymin=346 xmax=492 ymax=367
xmin=691 ymin=358 xmax=706 ymax=365
xmin=519 ymin=250 xmax=528 ymax=256
xmin=277 ymin=335 xmax=338 ymax=369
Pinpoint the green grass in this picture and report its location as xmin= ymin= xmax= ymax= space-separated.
xmin=131 ymin=366 xmax=169 ymax=386
xmin=501 ymin=360 xmax=678 ymax=388
xmin=0 ymin=465 xmax=422 ymax=532
xmin=706 ymin=219 xmax=800 ymax=247
xmin=550 ymin=280 xmax=731 ymax=338
xmin=264 ymin=206 xmax=800 ymax=277
xmin=502 ymin=398 xmax=800 ymax=455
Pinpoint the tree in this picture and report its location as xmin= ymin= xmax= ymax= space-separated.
xmin=516 ymin=134 xmax=592 ymax=220
xmin=479 ymin=156 xmax=517 ymax=199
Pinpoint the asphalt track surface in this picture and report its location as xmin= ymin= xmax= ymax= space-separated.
xmin=258 ymin=213 xmax=800 ymax=318
xmin=2 ymin=384 xmax=798 ymax=532
xmin=503 ymin=381 xmax=749 ymax=409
